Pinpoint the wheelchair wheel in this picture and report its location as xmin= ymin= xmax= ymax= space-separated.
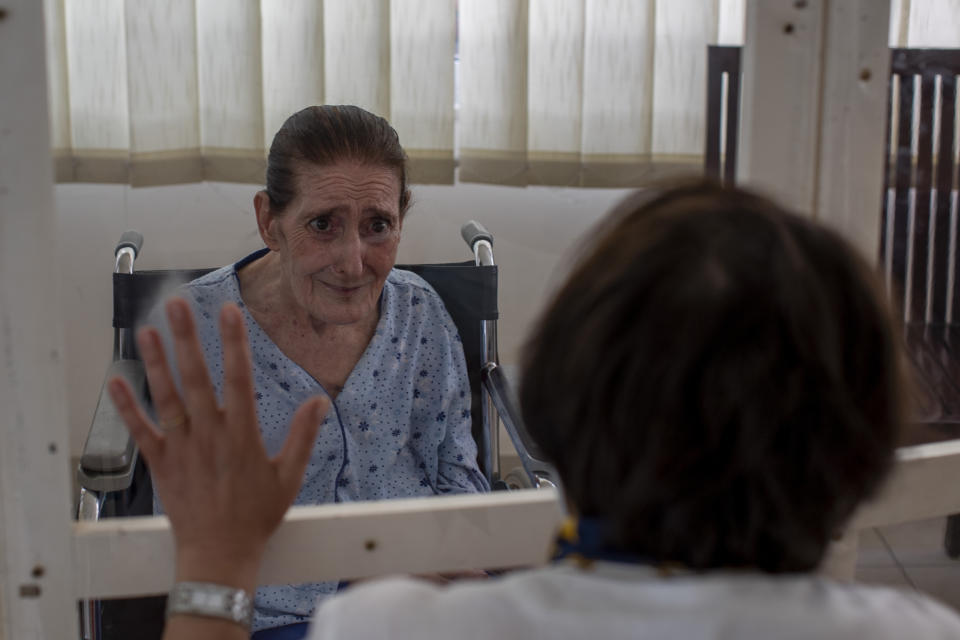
xmin=503 ymin=467 xmax=534 ymax=491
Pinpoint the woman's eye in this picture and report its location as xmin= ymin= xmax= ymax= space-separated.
xmin=369 ymin=219 xmax=391 ymax=235
xmin=310 ymin=218 xmax=331 ymax=232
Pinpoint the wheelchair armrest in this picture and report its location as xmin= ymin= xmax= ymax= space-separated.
xmin=481 ymin=363 xmax=561 ymax=490
xmin=77 ymin=359 xmax=146 ymax=493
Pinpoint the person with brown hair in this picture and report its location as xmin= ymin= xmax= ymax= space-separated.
xmin=114 ymin=182 xmax=960 ymax=639
xmin=147 ymin=105 xmax=487 ymax=638
xmin=520 ymin=184 xmax=903 ymax=575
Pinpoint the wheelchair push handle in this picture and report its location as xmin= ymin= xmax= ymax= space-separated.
xmin=114 ymin=230 xmax=143 ymax=275
xmin=461 ymin=220 xmax=493 ymax=250
xmin=462 ymin=221 xmax=495 ymax=267
xmin=115 ymin=230 xmax=144 ymax=257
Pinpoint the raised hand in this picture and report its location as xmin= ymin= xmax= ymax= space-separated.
xmin=108 ymin=298 xmax=329 ymax=589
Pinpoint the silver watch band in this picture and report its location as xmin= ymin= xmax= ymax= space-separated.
xmin=166 ymin=581 xmax=253 ymax=630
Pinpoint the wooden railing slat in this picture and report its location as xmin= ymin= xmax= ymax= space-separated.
xmin=705 ymin=45 xmax=724 ymax=181
xmin=892 ymin=73 xmax=915 ymax=314
xmin=911 ymin=74 xmax=936 ymax=322
xmin=930 ymin=74 xmax=955 ymax=322
xmin=724 ymin=47 xmax=742 ymax=188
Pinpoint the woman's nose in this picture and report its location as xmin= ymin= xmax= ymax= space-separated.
xmin=333 ymin=232 xmax=364 ymax=278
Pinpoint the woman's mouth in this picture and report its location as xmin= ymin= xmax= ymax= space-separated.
xmin=321 ymin=282 xmax=365 ymax=295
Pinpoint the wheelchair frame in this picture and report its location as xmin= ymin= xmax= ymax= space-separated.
xmin=75 ymin=224 xmax=558 ymax=639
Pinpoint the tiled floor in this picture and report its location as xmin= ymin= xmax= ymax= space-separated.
xmin=856 ymin=517 xmax=960 ymax=611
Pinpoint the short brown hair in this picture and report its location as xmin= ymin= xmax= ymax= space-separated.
xmin=265 ymin=105 xmax=411 ymax=215
xmin=520 ymin=182 xmax=904 ymax=573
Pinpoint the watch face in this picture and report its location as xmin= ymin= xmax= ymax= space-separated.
xmin=229 ymin=591 xmax=253 ymax=619
xmin=167 ymin=582 xmax=252 ymax=629
xmin=193 ymin=589 xmax=227 ymax=610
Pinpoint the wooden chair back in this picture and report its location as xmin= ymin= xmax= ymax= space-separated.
xmin=881 ymin=48 xmax=960 ymax=326
xmin=704 ymin=45 xmax=742 ymax=187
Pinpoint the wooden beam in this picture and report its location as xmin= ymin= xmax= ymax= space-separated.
xmin=73 ymin=489 xmax=564 ymax=599
xmin=739 ymin=0 xmax=825 ymax=215
xmin=814 ymin=0 xmax=891 ymax=263
xmin=852 ymin=440 xmax=960 ymax=529
xmin=71 ymin=438 xmax=960 ymax=599
xmin=0 ymin=0 xmax=76 ymax=637
xmin=823 ymin=440 xmax=960 ymax=582
xmin=739 ymin=0 xmax=890 ymax=265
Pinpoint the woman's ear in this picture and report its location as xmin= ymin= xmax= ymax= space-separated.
xmin=254 ymin=191 xmax=281 ymax=250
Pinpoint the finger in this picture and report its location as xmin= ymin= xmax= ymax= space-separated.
xmin=108 ymin=376 xmax=163 ymax=464
xmin=165 ymin=298 xmax=219 ymax=422
xmin=137 ymin=326 xmax=188 ymax=433
xmin=220 ymin=303 xmax=257 ymax=438
xmin=414 ymin=574 xmax=453 ymax=586
xmin=275 ymin=396 xmax=329 ymax=499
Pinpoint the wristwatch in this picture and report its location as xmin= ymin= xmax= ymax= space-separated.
xmin=166 ymin=581 xmax=253 ymax=630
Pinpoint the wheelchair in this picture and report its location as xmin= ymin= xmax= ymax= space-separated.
xmin=75 ymin=224 xmax=559 ymax=640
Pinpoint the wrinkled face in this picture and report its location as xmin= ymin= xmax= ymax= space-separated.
xmin=260 ymin=160 xmax=403 ymax=326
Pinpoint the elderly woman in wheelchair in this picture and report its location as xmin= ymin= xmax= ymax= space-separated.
xmin=146 ymin=104 xmax=488 ymax=637
xmin=111 ymin=182 xmax=960 ymax=639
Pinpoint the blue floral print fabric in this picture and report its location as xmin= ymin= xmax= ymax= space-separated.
xmin=151 ymin=249 xmax=488 ymax=631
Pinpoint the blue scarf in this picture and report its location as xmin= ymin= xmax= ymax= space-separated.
xmin=552 ymin=516 xmax=656 ymax=567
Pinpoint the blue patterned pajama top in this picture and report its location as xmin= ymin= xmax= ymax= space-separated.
xmin=151 ymin=249 xmax=489 ymax=632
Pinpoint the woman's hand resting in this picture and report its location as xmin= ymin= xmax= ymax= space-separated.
xmin=108 ymin=298 xmax=329 ymax=590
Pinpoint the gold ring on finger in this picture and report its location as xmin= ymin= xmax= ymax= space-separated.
xmin=158 ymin=413 xmax=189 ymax=432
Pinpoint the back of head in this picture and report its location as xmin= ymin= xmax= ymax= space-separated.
xmin=520 ymin=182 xmax=903 ymax=573
xmin=265 ymin=104 xmax=411 ymax=214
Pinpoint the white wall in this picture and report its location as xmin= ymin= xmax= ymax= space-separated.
xmin=55 ymin=180 xmax=632 ymax=456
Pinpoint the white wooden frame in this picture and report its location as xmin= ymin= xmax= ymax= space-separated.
xmin=856 ymin=440 xmax=960 ymax=527
xmin=740 ymin=0 xmax=891 ymax=260
xmin=61 ymin=439 xmax=960 ymax=595
xmin=3 ymin=1 xmax=960 ymax=637
xmin=74 ymin=491 xmax=564 ymax=600
xmin=821 ymin=440 xmax=960 ymax=580
xmin=0 ymin=0 xmax=76 ymax=637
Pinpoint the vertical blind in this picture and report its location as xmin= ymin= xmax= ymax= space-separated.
xmin=46 ymin=0 xmax=456 ymax=186
xmin=44 ymin=0 xmax=959 ymax=188
xmin=889 ymin=0 xmax=960 ymax=49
